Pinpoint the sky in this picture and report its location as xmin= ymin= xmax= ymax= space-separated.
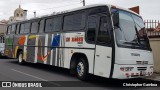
xmin=0 ymin=0 xmax=160 ymax=20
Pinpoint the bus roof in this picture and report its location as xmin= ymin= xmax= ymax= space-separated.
xmin=8 ymin=4 xmax=141 ymax=25
xmin=51 ymin=4 xmax=141 ymax=17
xmin=109 ymin=4 xmax=141 ymax=17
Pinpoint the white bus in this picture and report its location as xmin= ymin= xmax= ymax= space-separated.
xmin=5 ymin=4 xmax=154 ymax=80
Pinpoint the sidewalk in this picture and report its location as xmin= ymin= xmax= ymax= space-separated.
xmin=146 ymin=73 xmax=160 ymax=81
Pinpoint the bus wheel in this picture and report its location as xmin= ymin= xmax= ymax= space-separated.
xmin=18 ymin=51 xmax=25 ymax=64
xmin=76 ymin=57 xmax=88 ymax=80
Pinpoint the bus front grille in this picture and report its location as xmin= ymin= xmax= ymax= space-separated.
xmin=136 ymin=61 xmax=148 ymax=65
xmin=137 ymin=67 xmax=147 ymax=71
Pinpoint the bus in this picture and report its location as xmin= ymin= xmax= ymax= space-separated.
xmin=4 ymin=4 xmax=154 ymax=80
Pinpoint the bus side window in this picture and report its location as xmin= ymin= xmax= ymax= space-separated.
xmin=20 ymin=24 xmax=25 ymax=34
xmin=87 ymin=16 xmax=97 ymax=42
xmin=45 ymin=18 xmax=53 ymax=32
xmin=11 ymin=25 xmax=16 ymax=34
xmin=97 ymin=16 xmax=111 ymax=44
xmin=39 ymin=20 xmax=45 ymax=33
xmin=31 ymin=21 xmax=39 ymax=34
xmin=63 ymin=12 xmax=85 ymax=31
xmin=16 ymin=24 xmax=20 ymax=34
xmin=53 ymin=17 xmax=61 ymax=31
xmin=24 ymin=23 xmax=31 ymax=34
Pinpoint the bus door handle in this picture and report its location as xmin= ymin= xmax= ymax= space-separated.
xmin=96 ymin=55 xmax=100 ymax=57
xmin=107 ymin=56 xmax=111 ymax=58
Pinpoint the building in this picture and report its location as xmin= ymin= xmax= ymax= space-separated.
xmin=0 ymin=5 xmax=28 ymax=39
xmin=0 ymin=20 xmax=7 ymax=43
xmin=9 ymin=5 xmax=27 ymax=23
xmin=155 ymin=23 xmax=160 ymax=31
xmin=0 ymin=20 xmax=7 ymax=35
xmin=0 ymin=5 xmax=28 ymax=41
xmin=0 ymin=5 xmax=28 ymax=55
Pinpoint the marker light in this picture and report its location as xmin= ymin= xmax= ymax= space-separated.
xmin=150 ymin=66 xmax=154 ymax=69
xmin=120 ymin=67 xmax=134 ymax=72
xmin=136 ymin=73 xmax=139 ymax=76
xmin=125 ymin=73 xmax=129 ymax=77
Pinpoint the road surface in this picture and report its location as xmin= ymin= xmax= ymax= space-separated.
xmin=0 ymin=58 xmax=159 ymax=90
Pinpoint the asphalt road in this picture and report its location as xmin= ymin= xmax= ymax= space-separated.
xmin=0 ymin=58 xmax=159 ymax=90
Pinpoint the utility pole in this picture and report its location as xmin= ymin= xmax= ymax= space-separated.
xmin=82 ymin=0 xmax=85 ymax=6
xmin=34 ymin=11 xmax=36 ymax=18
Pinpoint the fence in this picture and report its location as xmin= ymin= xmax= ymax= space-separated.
xmin=144 ymin=20 xmax=160 ymax=38
xmin=145 ymin=20 xmax=160 ymax=73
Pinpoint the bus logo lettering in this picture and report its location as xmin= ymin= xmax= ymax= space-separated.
xmin=66 ymin=37 xmax=70 ymax=42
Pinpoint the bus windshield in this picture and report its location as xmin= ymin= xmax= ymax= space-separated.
xmin=112 ymin=8 xmax=151 ymax=50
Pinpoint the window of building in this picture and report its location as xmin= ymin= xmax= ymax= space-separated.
xmin=31 ymin=22 xmax=39 ymax=34
xmin=17 ymin=13 xmax=19 ymax=17
xmin=63 ymin=12 xmax=85 ymax=31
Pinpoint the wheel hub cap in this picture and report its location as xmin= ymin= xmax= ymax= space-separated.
xmin=77 ymin=62 xmax=84 ymax=76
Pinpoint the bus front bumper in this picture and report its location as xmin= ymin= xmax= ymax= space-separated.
xmin=112 ymin=64 xmax=154 ymax=79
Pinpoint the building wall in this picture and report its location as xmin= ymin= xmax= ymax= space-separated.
xmin=150 ymin=38 xmax=160 ymax=73
xmin=0 ymin=24 xmax=7 ymax=34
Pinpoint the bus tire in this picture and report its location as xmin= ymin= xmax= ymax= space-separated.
xmin=18 ymin=51 xmax=25 ymax=64
xmin=76 ymin=57 xmax=88 ymax=80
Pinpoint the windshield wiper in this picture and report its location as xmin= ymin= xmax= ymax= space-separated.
xmin=122 ymin=41 xmax=141 ymax=48
xmin=134 ymin=26 xmax=141 ymax=44
xmin=123 ymin=41 xmax=139 ymax=45
xmin=134 ymin=26 xmax=151 ymax=50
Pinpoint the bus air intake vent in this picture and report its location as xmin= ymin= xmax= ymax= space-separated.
xmin=137 ymin=67 xmax=147 ymax=71
xmin=136 ymin=61 xmax=148 ymax=65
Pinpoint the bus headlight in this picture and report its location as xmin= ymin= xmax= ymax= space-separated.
xmin=150 ymin=66 xmax=154 ymax=69
xmin=120 ymin=67 xmax=134 ymax=72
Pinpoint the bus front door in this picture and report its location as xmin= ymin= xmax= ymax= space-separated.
xmin=94 ymin=16 xmax=112 ymax=78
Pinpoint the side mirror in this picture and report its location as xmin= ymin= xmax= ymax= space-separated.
xmin=112 ymin=12 xmax=119 ymax=27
